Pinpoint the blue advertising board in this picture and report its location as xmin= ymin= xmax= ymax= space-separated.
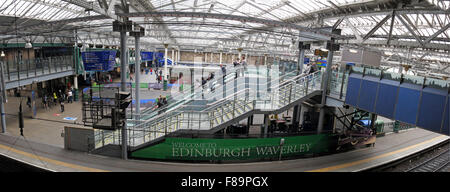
xmin=141 ymin=52 xmax=153 ymax=61
xmin=81 ymin=51 xmax=116 ymax=72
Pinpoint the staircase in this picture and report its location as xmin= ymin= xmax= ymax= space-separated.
xmin=126 ymin=71 xmax=323 ymax=149
xmin=91 ymin=68 xmax=323 ymax=150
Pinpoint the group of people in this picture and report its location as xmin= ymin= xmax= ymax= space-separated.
xmin=232 ymin=56 xmax=248 ymax=78
xmin=41 ymin=88 xmax=74 ymax=113
xmin=154 ymin=68 xmax=163 ymax=84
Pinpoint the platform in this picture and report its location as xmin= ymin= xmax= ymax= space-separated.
xmin=0 ymin=128 xmax=447 ymax=172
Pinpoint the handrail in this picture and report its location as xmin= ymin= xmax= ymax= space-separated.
xmin=135 ymin=67 xmax=296 ymax=121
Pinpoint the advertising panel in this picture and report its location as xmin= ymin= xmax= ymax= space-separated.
xmin=131 ymin=134 xmax=337 ymax=161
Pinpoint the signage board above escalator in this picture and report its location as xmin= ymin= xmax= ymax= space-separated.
xmin=81 ymin=51 xmax=117 ymax=72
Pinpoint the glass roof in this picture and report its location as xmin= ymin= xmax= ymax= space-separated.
xmin=0 ymin=0 xmax=448 ymax=73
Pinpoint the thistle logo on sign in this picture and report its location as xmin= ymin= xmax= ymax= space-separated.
xmin=131 ymin=134 xmax=335 ymax=161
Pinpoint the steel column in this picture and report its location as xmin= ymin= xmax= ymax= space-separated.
xmin=317 ymin=39 xmax=334 ymax=134
xmin=297 ymin=42 xmax=305 ymax=75
xmin=120 ymin=31 xmax=127 ymax=91
xmin=135 ymin=35 xmax=141 ymax=120
xmin=164 ymin=44 xmax=168 ymax=80
xmin=120 ymin=30 xmax=128 ymax=160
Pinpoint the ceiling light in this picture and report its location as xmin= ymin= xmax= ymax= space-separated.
xmin=0 ymin=51 xmax=5 ymax=57
xmin=349 ymin=49 xmax=358 ymax=53
xmin=25 ymin=42 xmax=32 ymax=49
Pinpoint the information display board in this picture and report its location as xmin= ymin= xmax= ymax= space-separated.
xmin=140 ymin=52 xmax=153 ymax=61
xmin=81 ymin=51 xmax=117 ymax=72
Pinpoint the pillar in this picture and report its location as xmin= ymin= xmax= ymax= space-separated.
xmin=171 ymin=49 xmax=175 ymax=64
xmin=0 ymin=96 xmax=5 ymax=133
xmin=174 ymin=49 xmax=178 ymax=65
xmin=120 ymin=31 xmax=127 ymax=91
xmin=298 ymin=42 xmax=305 ymax=75
xmin=74 ymin=75 xmax=78 ymax=89
xmin=263 ymin=114 xmax=269 ymax=138
xmin=292 ymin=105 xmax=299 ymax=126
xmin=119 ymin=30 xmax=128 ymax=160
xmin=219 ymin=52 xmax=222 ymax=65
xmin=210 ymin=52 xmax=213 ymax=63
xmin=164 ymin=44 xmax=168 ymax=80
xmin=0 ymin=61 xmax=5 ymax=133
xmin=134 ymin=35 xmax=141 ymax=120
xmin=264 ymin=54 xmax=267 ymax=66
xmin=238 ymin=48 xmax=242 ymax=60
xmin=317 ymin=39 xmax=334 ymax=134
xmin=298 ymin=104 xmax=307 ymax=128
xmin=205 ymin=52 xmax=208 ymax=63
xmin=177 ymin=49 xmax=180 ymax=63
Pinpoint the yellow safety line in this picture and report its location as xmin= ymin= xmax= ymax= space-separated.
xmin=0 ymin=143 xmax=109 ymax=172
xmin=306 ymin=135 xmax=447 ymax=172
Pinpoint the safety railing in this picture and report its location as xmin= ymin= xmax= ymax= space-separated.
xmin=123 ymin=71 xmax=323 ymax=147
xmin=2 ymin=56 xmax=74 ymax=82
xmin=133 ymin=66 xmax=299 ymax=124
xmin=91 ymin=67 xmax=322 ymax=149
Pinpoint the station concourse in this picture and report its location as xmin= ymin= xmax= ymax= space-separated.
xmin=0 ymin=0 xmax=449 ymax=172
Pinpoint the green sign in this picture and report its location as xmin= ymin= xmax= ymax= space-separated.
xmin=131 ymin=134 xmax=336 ymax=161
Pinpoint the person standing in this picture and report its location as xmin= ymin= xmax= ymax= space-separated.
xmin=67 ymin=89 xmax=73 ymax=103
xmin=43 ymin=95 xmax=48 ymax=109
xmin=233 ymin=58 xmax=240 ymax=78
xmin=60 ymin=96 xmax=65 ymax=112
xmin=240 ymin=56 xmax=247 ymax=77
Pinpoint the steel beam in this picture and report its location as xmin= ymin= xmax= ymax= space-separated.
xmin=362 ymin=14 xmax=392 ymax=41
xmin=397 ymin=14 xmax=425 ymax=47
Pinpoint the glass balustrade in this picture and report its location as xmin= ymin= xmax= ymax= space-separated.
xmin=91 ymin=70 xmax=324 ymax=148
xmin=1 ymin=56 xmax=74 ymax=82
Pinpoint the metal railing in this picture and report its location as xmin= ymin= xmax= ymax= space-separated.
xmin=123 ymin=71 xmax=323 ymax=147
xmin=91 ymin=68 xmax=323 ymax=149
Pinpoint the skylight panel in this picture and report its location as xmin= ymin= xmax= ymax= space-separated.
xmin=0 ymin=0 xmax=13 ymax=11
xmin=16 ymin=1 xmax=31 ymax=16
xmin=25 ymin=3 xmax=43 ymax=17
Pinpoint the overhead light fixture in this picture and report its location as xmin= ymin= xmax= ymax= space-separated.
xmin=349 ymin=49 xmax=358 ymax=53
xmin=1 ymin=51 xmax=5 ymax=57
xmin=25 ymin=42 xmax=32 ymax=49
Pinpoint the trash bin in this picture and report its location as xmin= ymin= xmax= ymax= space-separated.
xmin=393 ymin=120 xmax=400 ymax=133
xmin=73 ymin=89 xmax=79 ymax=101
xmin=375 ymin=120 xmax=384 ymax=135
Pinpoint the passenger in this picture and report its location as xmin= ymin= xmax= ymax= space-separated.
xmin=162 ymin=96 xmax=167 ymax=105
xmin=42 ymin=95 xmax=48 ymax=109
xmin=53 ymin=92 xmax=58 ymax=104
xmin=201 ymin=77 xmax=207 ymax=88
xmin=27 ymin=96 xmax=31 ymax=108
xmin=234 ymin=58 xmax=240 ymax=78
xmin=310 ymin=63 xmax=317 ymax=74
xmin=240 ymin=56 xmax=247 ymax=76
xmin=60 ymin=96 xmax=65 ymax=113
xmin=67 ymin=89 xmax=73 ymax=103
xmin=233 ymin=58 xmax=240 ymax=67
